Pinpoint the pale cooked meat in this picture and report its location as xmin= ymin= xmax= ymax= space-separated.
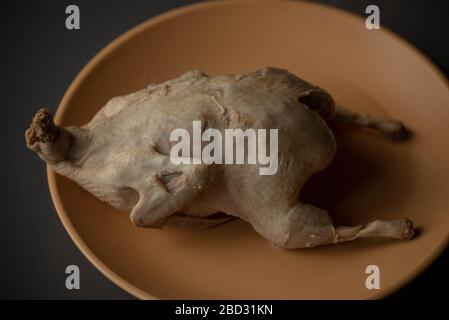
xmin=25 ymin=67 xmax=414 ymax=248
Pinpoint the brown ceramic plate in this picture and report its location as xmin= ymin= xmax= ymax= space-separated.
xmin=48 ymin=0 xmax=449 ymax=299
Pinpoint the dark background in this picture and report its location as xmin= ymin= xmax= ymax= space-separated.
xmin=1 ymin=0 xmax=448 ymax=299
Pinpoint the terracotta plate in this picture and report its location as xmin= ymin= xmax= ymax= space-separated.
xmin=48 ymin=0 xmax=449 ymax=299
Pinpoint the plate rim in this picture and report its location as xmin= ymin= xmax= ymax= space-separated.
xmin=47 ymin=0 xmax=449 ymax=300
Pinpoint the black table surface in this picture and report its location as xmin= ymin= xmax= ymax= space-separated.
xmin=1 ymin=0 xmax=448 ymax=299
